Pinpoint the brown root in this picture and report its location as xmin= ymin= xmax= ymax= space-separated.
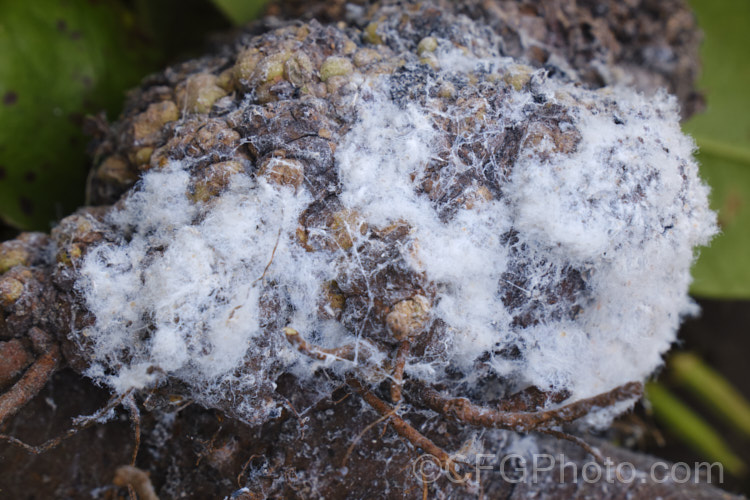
xmin=390 ymin=340 xmax=411 ymax=403
xmin=346 ymin=377 xmax=468 ymax=482
xmin=0 ymin=334 xmax=60 ymax=426
xmin=284 ymin=326 xmax=642 ymax=471
xmin=536 ymin=427 xmax=604 ymax=463
xmin=113 ymin=465 xmax=159 ymax=500
xmin=0 ymin=390 xmax=132 ymax=454
xmin=122 ymin=394 xmax=142 ymax=466
xmin=283 ymin=327 xmax=357 ymax=362
xmin=405 ymin=380 xmax=643 ymax=433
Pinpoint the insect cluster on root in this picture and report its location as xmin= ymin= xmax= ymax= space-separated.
xmin=0 ymin=0 xmax=716 ymax=494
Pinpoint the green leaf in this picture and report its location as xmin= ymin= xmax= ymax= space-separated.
xmin=0 ymin=0 xmax=158 ymax=230
xmin=646 ymin=382 xmax=746 ymax=477
xmin=210 ymin=0 xmax=268 ymax=26
xmin=686 ymin=0 xmax=750 ymax=297
xmin=670 ymin=352 xmax=750 ymax=438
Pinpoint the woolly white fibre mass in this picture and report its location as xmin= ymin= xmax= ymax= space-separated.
xmin=74 ymin=32 xmax=716 ymax=426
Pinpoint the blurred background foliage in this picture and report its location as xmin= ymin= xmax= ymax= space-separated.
xmin=0 ymin=0 xmax=748 ymax=493
xmin=0 ymin=0 xmax=256 ymax=230
xmin=0 ymin=0 xmax=157 ymax=230
xmin=686 ymin=0 xmax=750 ymax=298
xmin=645 ymin=2 xmax=750 ymax=490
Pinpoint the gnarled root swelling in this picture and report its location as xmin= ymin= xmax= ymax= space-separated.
xmin=0 ymin=0 xmax=727 ymax=498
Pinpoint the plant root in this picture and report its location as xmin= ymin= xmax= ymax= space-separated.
xmin=283 ymin=327 xmax=357 ymax=362
xmin=405 ymin=380 xmax=643 ymax=432
xmin=341 ymin=402 xmax=398 ymax=468
xmin=0 ymin=329 xmax=60 ymax=426
xmin=113 ymin=465 xmax=159 ymax=500
xmin=406 ymin=380 xmax=641 ymax=460
xmin=390 ymin=340 xmax=411 ymax=403
xmin=346 ymin=377 xmax=468 ymax=482
xmin=122 ymin=393 xmax=142 ymax=466
xmin=0 ymin=390 xmax=133 ymax=454
xmin=284 ymin=327 xmax=643 ymax=475
xmin=536 ymin=427 xmax=604 ymax=463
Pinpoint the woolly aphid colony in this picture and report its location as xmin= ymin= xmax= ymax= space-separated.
xmin=71 ymin=0 xmax=715 ymax=452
